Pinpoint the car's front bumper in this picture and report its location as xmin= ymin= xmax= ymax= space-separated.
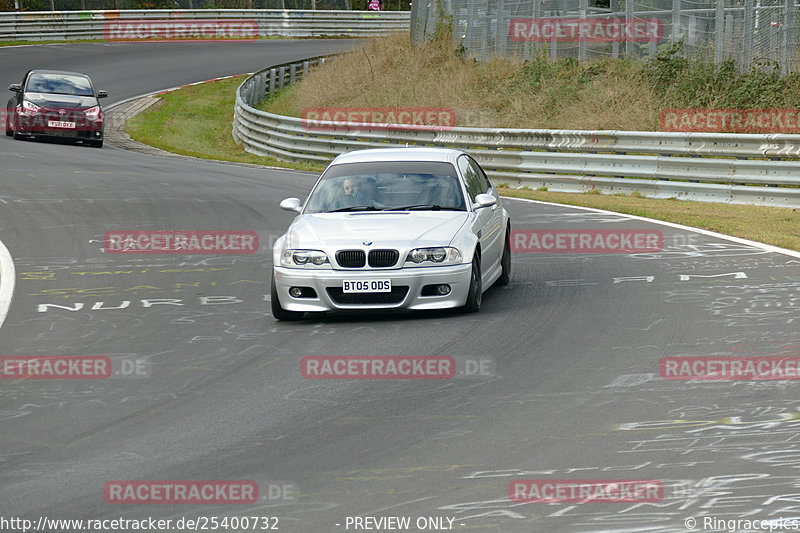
xmin=273 ymin=263 xmax=473 ymax=312
xmin=14 ymin=115 xmax=103 ymax=140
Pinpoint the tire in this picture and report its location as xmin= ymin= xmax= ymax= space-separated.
xmin=462 ymin=254 xmax=482 ymax=313
xmin=270 ymin=271 xmax=304 ymax=321
xmin=90 ymin=139 xmax=103 ymax=148
xmin=495 ymin=226 xmax=511 ymax=286
xmin=5 ymin=112 xmax=13 ymax=137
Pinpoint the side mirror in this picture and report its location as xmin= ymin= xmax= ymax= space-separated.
xmin=8 ymin=84 xmax=21 ymax=93
xmin=279 ymin=197 xmax=302 ymax=213
xmin=472 ymin=193 xmax=497 ymax=210
xmin=97 ymin=90 xmax=108 ymax=98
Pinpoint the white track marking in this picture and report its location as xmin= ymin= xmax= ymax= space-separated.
xmin=0 ymin=238 xmax=15 ymax=329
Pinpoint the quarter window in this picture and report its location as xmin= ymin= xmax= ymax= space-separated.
xmin=467 ymin=156 xmax=492 ymax=192
xmin=458 ymin=155 xmax=488 ymax=201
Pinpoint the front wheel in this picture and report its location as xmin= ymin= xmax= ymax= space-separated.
xmin=270 ymin=271 xmax=305 ymax=321
xmin=462 ymin=254 xmax=482 ymax=313
xmin=495 ymin=226 xmax=511 ymax=286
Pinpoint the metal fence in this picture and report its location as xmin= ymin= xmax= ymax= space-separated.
xmin=2 ymin=0 xmax=409 ymax=11
xmin=0 ymin=9 xmax=409 ymax=39
xmin=411 ymin=0 xmax=800 ymax=74
xmin=233 ymin=54 xmax=800 ymax=208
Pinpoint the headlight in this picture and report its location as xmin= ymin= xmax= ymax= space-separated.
xmin=20 ymin=100 xmax=41 ymax=116
xmin=280 ymin=249 xmax=330 ymax=268
xmin=84 ymin=106 xmax=102 ymax=122
xmin=405 ymin=247 xmax=462 ymax=265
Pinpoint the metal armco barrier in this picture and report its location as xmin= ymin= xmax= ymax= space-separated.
xmin=0 ymin=9 xmax=409 ymax=40
xmin=232 ymin=56 xmax=800 ymax=208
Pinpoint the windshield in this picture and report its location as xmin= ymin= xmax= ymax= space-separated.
xmin=26 ymin=73 xmax=94 ymax=97
xmin=304 ymin=161 xmax=466 ymax=214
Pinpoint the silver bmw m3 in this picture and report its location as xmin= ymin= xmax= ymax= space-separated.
xmin=270 ymin=147 xmax=511 ymax=320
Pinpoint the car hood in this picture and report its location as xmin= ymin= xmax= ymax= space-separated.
xmin=285 ymin=211 xmax=470 ymax=250
xmin=24 ymin=92 xmax=97 ymax=109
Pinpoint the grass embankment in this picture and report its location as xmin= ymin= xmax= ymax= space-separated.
xmin=125 ymin=76 xmax=323 ymax=170
xmin=126 ymin=31 xmax=800 ymax=251
xmin=265 ymin=33 xmax=657 ymax=129
xmin=266 ymin=32 xmax=800 ymax=130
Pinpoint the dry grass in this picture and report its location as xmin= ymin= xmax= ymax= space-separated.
xmin=273 ymin=32 xmax=660 ymax=130
xmin=278 ymin=32 xmax=464 ymax=115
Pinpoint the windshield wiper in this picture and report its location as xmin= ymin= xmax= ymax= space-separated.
xmin=384 ymin=204 xmax=463 ymax=211
xmin=327 ymin=205 xmax=381 ymax=212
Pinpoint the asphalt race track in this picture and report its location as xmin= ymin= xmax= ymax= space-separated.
xmin=2 ymin=40 xmax=800 ymax=533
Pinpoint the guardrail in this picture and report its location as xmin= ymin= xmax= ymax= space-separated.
xmin=233 ymin=56 xmax=800 ymax=208
xmin=0 ymin=9 xmax=409 ymax=40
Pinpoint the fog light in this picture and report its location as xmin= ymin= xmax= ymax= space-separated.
xmin=288 ymin=286 xmax=317 ymax=298
xmin=436 ymin=284 xmax=451 ymax=295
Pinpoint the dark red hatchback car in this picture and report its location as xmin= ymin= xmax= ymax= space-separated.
xmin=5 ymin=69 xmax=108 ymax=148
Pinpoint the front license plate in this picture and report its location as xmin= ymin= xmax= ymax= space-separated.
xmin=48 ymin=121 xmax=76 ymax=129
xmin=343 ymin=280 xmax=391 ymax=293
